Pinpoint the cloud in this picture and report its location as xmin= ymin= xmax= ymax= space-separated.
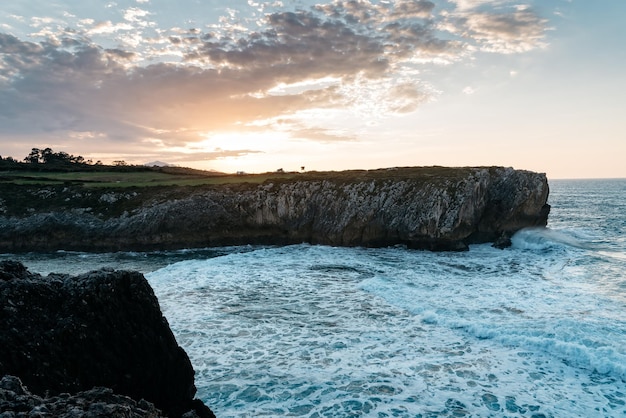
xmin=194 ymin=10 xmax=390 ymax=79
xmin=0 ymin=0 xmax=550 ymax=162
xmin=461 ymin=7 xmax=548 ymax=53
xmin=463 ymin=86 xmax=476 ymax=95
xmin=445 ymin=1 xmax=548 ymax=53
xmin=388 ymin=1 xmax=436 ymax=19
xmin=123 ymin=7 xmax=151 ymax=24
xmin=87 ymin=20 xmax=134 ymax=35
xmin=159 ymin=149 xmax=263 ymax=164
xmin=292 ymin=128 xmax=357 ymax=143
xmin=450 ymin=0 xmax=509 ymax=11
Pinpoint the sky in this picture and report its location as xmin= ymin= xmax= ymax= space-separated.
xmin=0 ymin=1 xmax=624 ymax=179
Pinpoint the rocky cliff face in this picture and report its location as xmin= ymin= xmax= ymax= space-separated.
xmin=0 ymin=261 xmax=215 ymax=418
xmin=0 ymin=166 xmax=549 ymax=252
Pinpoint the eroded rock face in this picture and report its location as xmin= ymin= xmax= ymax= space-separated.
xmin=0 ymin=261 xmax=215 ymax=418
xmin=0 ymin=166 xmax=549 ymax=252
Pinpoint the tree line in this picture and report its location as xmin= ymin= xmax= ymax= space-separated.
xmin=21 ymin=147 xmax=101 ymax=166
xmin=0 ymin=148 xmax=131 ymax=172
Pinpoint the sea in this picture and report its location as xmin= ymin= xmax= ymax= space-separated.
xmin=2 ymin=178 xmax=625 ymax=417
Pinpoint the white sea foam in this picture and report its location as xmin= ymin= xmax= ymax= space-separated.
xmin=147 ymin=243 xmax=626 ymax=417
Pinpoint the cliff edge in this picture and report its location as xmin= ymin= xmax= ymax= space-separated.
xmin=0 ymin=166 xmax=549 ymax=252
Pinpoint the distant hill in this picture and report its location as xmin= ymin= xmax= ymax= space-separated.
xmin=144 ymin=161 xmax=174 ymax=167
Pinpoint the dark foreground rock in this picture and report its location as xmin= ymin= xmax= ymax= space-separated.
xmin=0 ymin=375 xmax=166 ymax=417
xmin=0 ymin=166 xmax=550 ymax=252
xmin=0 ymin=261 xmax=215 ymax=418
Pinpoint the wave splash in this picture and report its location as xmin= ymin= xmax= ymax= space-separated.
xmin=511 ymin=227 xmax=604 ymax=251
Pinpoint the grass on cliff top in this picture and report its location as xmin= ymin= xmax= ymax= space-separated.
xmin=0 ymin=168 xmax=299 ymax=188
xmin=0 ymin=165 xmax=490 ymax=188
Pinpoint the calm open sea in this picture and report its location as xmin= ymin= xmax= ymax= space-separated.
xmin=4 ymin=178 xmax=626 ymax=417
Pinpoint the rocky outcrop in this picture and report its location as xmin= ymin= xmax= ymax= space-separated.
xmin=0 ymin=375 xmax=166 ymax=418
xmin=0 ymin=261 xmax=215 ymax=418
xmin=0 ymin=166 xmax=549 ymax=252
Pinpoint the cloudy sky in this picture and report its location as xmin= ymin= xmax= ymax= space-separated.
xmin=0 ymin=1 xmax=624 ymax=178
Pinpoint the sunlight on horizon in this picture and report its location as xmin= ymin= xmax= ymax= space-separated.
xmin=0 ymin=1 xmax=624 ymax=178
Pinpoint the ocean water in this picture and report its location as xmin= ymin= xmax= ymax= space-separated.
xmin=3 ymin=179 xmax=625 ymax=417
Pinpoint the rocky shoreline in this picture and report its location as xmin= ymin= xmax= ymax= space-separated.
xmin=0 ymin=166 xmax=550 ymax=252
xmin=0 ymin=261 xmax=215 ymax=418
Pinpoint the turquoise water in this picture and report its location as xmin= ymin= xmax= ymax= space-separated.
xmin=5 ymin=179 xmax=626 ymax=417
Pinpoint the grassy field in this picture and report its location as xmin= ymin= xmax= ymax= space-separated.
xmin=0 ymin=165 xmax=490 ymax=189
xmin=0 ymin=169 xmax=299 ymax=188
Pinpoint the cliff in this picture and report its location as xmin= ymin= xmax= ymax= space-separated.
xmin=0 ymin=261 xmax=215 ymax=418
xmin=0 ymin=166 xmax=549 ymax=252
